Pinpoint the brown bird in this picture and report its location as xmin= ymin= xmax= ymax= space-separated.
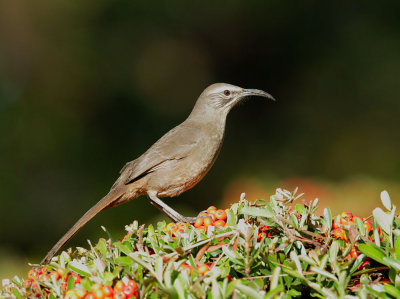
xmin=41 ymin=83 xmax=275 ymax=264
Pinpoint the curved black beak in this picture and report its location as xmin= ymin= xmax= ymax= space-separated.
xmin=241 ymin=89 xmax=276 ymax=101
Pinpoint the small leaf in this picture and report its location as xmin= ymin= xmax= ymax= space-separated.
xmin=373 ymin=207 xmax=392 ymax=234
xmin=270 ymin=266 xmax=281 ymax=290
xmin=309 ymin=266 xmax=337 ymax=281
xmin=295 ymin=204 xmax=306 ymax=214
xmin=235 ymin=282 xmax=263 ymax=299
xmin=384 ymin=284 xmax=400 ymax=298
xmin=358 ymin=243 xmax=386 ymax=264
xmin=395 ymin=236 xmax=400 ymax=260
xmin=68 ymin=260 xmax=91 ymax=277
xmin=380 ymin=190 xmax=392 ymax=211
xmin=173 ymin=275 xmax=186 ymax=298
xmin=240 ymin=206 xmax=274 ymax=218
xmin=115 ymin=256 xmax=134 ymax=266
xmin=382 ymin=257 xmax=400 ymax=271
xmin=323 ymin=208 xmax=332 ymax=232
xmin=67 ymin=275 xmax=75 ymax=290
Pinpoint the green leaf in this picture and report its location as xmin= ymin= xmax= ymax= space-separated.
xmin=395 ymin=236 xmax=400 ymax=260
xmin=95 ymin=238 xmax=108 ymax=258
xmin=173 ymin=275 xmax=186 ymax=298
xmin=12 ymin=288 xmax=21 ymax=299
xmin=373 ymin=207 xmax=392 ymax=234
xmin=295 ymin=204 xmax=306 ymax=214
xmin=67 ymin=274 xmax=75 ymax=290
xmin=358 ymin=243 xmax=386 ymax=264
xmin=355 ymin=217 xmax=365 ymax=236
xmin=115 ymin=256 xmax=134 ymax=266
xmin=380 ymin=190 xmax=392 ymax=211
xmin=323 ymin=208 xmax=332 ymax=232
xmin=235 ymin=282 xmax=263 ymax=299
xmin=384 ymin=284 xmax=400 ymax=298
xmin=227 ymin=209 xmax=237 ymax=226
xmin=80 ymin=278 xmax=93 ymax=292
xmin=114 ymin=241 xmax=133 ymax=255
xmin=265 ymin=285 xmax=284 ymax=299
xmin=270 ymin=266 xmax=281 ymax=290
xmin=222 ymin=246 xmax=245 ymax=266
xmin=68 ymin=260 xmax=91 ymax=277
xmin=310 ymin=266 xmax=337 ymax=281
xmin=240 ymin=206 xmax=274 ymax=218
xmin=383 ymin=257 xmax=400 ymax=271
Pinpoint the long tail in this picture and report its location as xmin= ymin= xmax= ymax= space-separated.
xmin=41 ymin=187 xmax=126 ymax=264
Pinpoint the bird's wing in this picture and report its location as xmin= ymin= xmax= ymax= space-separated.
xmin=113 ymin=124 xmax=199 ymax=187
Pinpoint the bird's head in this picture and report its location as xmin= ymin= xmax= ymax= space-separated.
xmin=193 ymin=83 xmax=275 ymax=116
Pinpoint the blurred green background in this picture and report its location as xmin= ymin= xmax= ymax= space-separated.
xmin=1 ymin=1 xmax=400 ymax=279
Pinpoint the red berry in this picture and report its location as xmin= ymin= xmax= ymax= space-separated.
xmin=203 ymin=217 xmax=213 ymax=227
xmin=194 ymin=218 xmax=204 ymax=228
xmin=196 ymin=264 xmax=210 ymax=275
xmin=214 ymin=220 xmax=226 ymax=227
xmin=113 ymin=291 xmax=126 ymax=299
xmin=28 ymin=269 xmax=39 ymax=281
xmin=102 ymin=285 xmax=113 ymax=297
xmin=206 ymin=206 xmax=217 ymax=214
xmin=215 ymin=209 xmax=227 ymax=220
xmin=127 ymin=280 xmax=138 ymax=291
xmin=114 ymin=281 xmax=125 ymax=293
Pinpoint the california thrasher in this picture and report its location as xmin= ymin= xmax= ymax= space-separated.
xmin=41 ymin=83 xmax=274 ymax=264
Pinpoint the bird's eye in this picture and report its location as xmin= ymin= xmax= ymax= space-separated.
xmin=224 ymin=90 xmax=231 ymax=96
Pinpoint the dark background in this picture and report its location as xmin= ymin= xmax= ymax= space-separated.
xmin=1 ymin=1 xmax=400 ymax=278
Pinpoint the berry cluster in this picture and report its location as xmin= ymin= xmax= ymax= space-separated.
xmin=193 ymin=206 xmax=227 ymax=231
xmin=23 ymin=266 xmax=138 ymax=298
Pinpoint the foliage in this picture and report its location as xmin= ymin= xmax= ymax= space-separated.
xmin=2 ymin=189 xmax=400 ymax=298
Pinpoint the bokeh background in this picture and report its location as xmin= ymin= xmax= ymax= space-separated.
xmin=1 ymin=1 xmax=400 ymax=279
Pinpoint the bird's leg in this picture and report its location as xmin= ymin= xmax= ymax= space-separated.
xmin=147 ymin=191 xmax=197 ymax=223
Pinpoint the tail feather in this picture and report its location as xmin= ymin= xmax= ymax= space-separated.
xmin=41 ymin=188 xmax=126 ymax=264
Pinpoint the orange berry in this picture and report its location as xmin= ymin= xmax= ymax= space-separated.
xmin=84 ymin=293 xmax=96 ymax=299
xmin=196 ymin=264 xmax=210 ymax=275
xmin=180 ymin=264 xmax=193 ymax=274
xmin=194 ymin=217 xmax=204 ymax=228
xmin=207 ymin=206 xmax=217 ymax=214
xmin=102 ymin=285 xmax=113 ymax=297
xmin=199 ymin=212 xmax=208 ymax=217
xmin=349 ymin=247 xmax=359 ymax=259
xmin=207 ymin=213 xmax=216 ymax=222
xmin=177 ymin=222 xmax=188 ymax=232
xmin=215 ymin=209 xmax=227 ymax=220
xmin=40 ymin=267 xmax=48 ymax=274
xmin=23 ymin=279 xmax=31 ymax=288
xmin=214 ymin=220 xmax=226 ymax=227
xmin=57 ymin=267 xmax=66 ymax=276
xmin=27 ymin=269 xmax=39 ymax=281
xmin=65 ymin=290 xmax=80 ymax=299
xmin=332 ymin=227 xmax=348 ymax=241
xmin=114 ymin=280 xmax=125 ymax=293
xmin=39 ymin=273 xmax=50 ymax=282
xmin=166 ymin=222 xmax=178 ymax=232
xmin=203 ymin=217 xmax=213 ymax=227
xmin=364 ymin=219 xmax=373 ymax=232
xmin=93 ymin=288 xmax=105 ymax=299
xmin=127 ymin=279 xmax=138 ymax=291
xmin=123 ymin=285 xmax=136 ymax=297
xmin=49 ymin=271 xmax=61 ymax=280
xmin=71 ymin=273 xmax=81 ymax=284
xmin=257 ymin=232 xmax=267 ymax=241
xmin=114 ymin=291 xmax=126 ymax=299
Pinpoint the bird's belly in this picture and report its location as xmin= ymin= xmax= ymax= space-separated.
xmin=148 ymin=154 xmax=216 ymax=198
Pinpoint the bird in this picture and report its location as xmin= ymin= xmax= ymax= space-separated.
xmin=41 ymin=83 xmax=275 ymax=264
